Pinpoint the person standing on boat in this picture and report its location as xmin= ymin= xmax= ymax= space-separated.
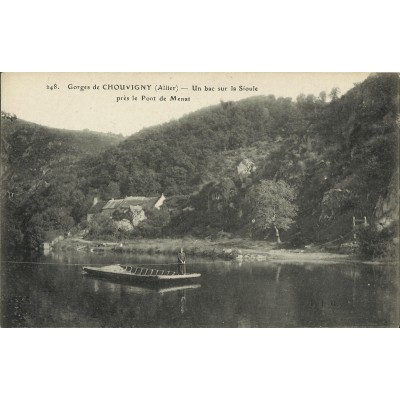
xmin=177 ymin=248 xmax=186 ymax=275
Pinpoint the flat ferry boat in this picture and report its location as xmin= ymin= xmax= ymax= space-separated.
xmin=82 ymin=264 xmax=201 ymax=285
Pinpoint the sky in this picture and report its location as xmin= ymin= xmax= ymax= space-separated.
xmin=1 ymin=72 xmax=371 ymax=136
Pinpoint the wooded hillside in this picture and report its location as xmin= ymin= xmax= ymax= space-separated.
xmin=1 ymin=73 xmax=398 ymax=255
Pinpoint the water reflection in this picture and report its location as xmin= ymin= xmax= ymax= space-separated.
xmin=1 ymin=251 xmax=398 ymax=327
xmin=159 ymin=284 xmax=201 ymax=294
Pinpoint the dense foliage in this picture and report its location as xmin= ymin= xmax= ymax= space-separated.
xmin=1 ymin=119 xmax=123 ymax=252
xmin=356 ymin=225 xmax=395 ymax=259
xmin=1 ymin=73 xmax=398 ymax=257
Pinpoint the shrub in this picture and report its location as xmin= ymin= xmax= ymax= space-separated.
xmin=88 ymin=213 xmax=117 ymax=238
xmin=356 ymin=225 xmax=394 ymax=259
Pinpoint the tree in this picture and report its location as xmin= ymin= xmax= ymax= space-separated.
xmin=102 ymin=181 xmax=120 ymax=199
xmin=250 ymin=180 xmax=298 ymax=243
xmin=329 ymin=87 xmax=341 ymax=101
xmin=318 ymin=91 xmax=327 ymax=103
xmin=88 ymin=213 xmax=117 ymax=237
xmin=136 ymin=207 xmax=171 ymax=237
xmin=220 ymin=178 xmax=238 ymax=205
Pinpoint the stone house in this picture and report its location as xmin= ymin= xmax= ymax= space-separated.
xmin=87 ymin=194 xmax=166 ymax=229
xmin=87 ymin=198 xmax=107 ymax=222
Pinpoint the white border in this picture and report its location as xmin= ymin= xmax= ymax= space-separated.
xmin=1 ymin=2 xmax=399 ymax=400
xmin=1 ymin=330 xmax=399 ymax=400
xmin=1 ymin=1 xmax=399 ymax=72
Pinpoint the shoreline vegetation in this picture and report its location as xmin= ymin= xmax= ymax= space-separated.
xmin=53 ymin=236 xmax=395 ymax=265
xmin=2 ymin=74 xmax=398 ymax=261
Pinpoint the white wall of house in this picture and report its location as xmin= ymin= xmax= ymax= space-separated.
xmin=154 ymin=193 xmax=166 ymax=210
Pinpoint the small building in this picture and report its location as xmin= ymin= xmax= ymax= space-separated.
xmin=87 ymin=194 xmax=166 ymax=225
xmin=41 ymin=233 xmax=65 ymax=253
xmin=87 ymin=197 xmax=107 ymax=222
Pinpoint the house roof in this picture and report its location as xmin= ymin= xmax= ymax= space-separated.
xmin=103 ymin=196 xmax=159 ymax=210
xmin=103 ymin=199 xmax=124 ymax=209
xmin=88 ymin=196 xmax=162 ymax=215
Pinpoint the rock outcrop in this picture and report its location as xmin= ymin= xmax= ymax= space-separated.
xmin=374 ymin=170 xmax=399 ymax=231
xmin=319 ymin=188 xmax=351 ymax=222
xmin=237 ymin=159 xmax=256 ymax=179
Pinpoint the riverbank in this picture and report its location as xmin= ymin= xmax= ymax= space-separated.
xmin=54 ymin=236 xmax=360 ymax=264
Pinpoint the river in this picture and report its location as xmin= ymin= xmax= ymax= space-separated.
xmin=1 ymin=251 xmax=398 ymax=327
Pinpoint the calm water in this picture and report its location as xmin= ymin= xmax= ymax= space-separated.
xmin=1 ymin=251 xmax=398 ymax=327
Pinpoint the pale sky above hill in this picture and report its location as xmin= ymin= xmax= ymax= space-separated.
xmin=2 ymin=73 xmax=370 ymax=136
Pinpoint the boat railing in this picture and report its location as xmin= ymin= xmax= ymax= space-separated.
xmin=121 ymin=265 xmax=177 ymax=276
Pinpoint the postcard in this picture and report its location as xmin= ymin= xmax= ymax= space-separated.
xmin=1 ymin=72 xmax=398 ymax=328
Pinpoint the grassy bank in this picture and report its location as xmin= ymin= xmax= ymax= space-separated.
xmin=54 ymin=236 xmax=358 ymax=263
xmin=56 ymin=237 xmax=253 ymax=260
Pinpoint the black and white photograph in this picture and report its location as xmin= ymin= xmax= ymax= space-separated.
xmin=1 ymin=72 xmax=398 ymax=328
